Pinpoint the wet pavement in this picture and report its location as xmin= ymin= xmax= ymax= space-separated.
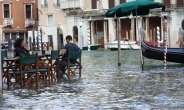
xmin=1 ymin=50 xmax=184 ymax=110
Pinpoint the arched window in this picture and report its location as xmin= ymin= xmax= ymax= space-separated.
xmin=182 ymin=20 xmax=184 ymax=30
xmin=73 ymin=26 xmax=78 ymax=42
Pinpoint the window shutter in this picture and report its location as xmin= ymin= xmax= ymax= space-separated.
xmin=109 ymin=0 xmax=114 ymax=8
xmin=120 ymin=0 xmax=125 ymax=3
xmin=91 ymin=0 xmax=97 ymax=9
xmin=163 ymin=0 xmax=170 ymax=6
xmin=48 ymin=15 xmax=53 ymax=26
xmin=177 ymin=0 xmax=183 ymax=6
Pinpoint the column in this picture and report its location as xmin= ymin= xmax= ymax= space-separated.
xmin=112 ymin=19 xmax=116 ymax=42
xmin=103 ymin=20 xmax=108 ymax=50
xmin=150 ymin=29 xmax=152 ymax=41
xmin=146 ymin=18 xmax=150 ymax=41
xmin=138 ymin=17 xmax=142 ymax=41
xmin=130 ymin=18 xmax=134 ymax=41
xmin=153 ymin=28 xmax=156 ymax=46
xmin=168 ymin=27 xmax=170 ymax=47
xmin=161 ymin=17 xmax=164 ymax=42
xmin=0 ymin=27 xmax=3 ymax=41
xmin=91 ymin=21 xmax=95 ymax=45
xmin=126 ymin=30 xmax=128 ymax=39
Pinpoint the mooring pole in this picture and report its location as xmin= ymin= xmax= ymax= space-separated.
xmin=157 ymin=26 xmax=160 ymax=47
xmin=118 ymin=18 xmax=121 ymax=66
xmin=164 ymin=18 xmax=168 ymax=75
xmin=87 ymin=27 xmax=91 ymax=51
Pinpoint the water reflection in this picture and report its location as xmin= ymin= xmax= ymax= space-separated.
xmin=1 ymin=50 xmax=184 ymax=109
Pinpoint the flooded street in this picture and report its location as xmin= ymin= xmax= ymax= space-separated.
xmin=1 ymin=50 xmax=184 ymax=109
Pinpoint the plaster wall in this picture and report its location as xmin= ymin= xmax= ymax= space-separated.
xmin=108 ymin=19 xmax=116 ymax=42
xmin=170 ymin=10 xmax=184 ymax=47
xmin=38 ymin=0 xmax=65 ymax=26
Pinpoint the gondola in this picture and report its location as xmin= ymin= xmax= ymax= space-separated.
xmin=141 ymin=40 xmax=184 ymax=63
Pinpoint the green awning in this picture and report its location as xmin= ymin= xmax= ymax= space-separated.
xmin=106 ymin=0 xmax=165 ymax=17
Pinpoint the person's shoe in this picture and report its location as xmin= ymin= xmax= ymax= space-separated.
xmin=60 ymin=70 xmax=67 ymax=79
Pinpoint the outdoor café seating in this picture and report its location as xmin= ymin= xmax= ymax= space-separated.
xmin=50 ymin=50 xmax=61 ymax=81
xmin=60 ymin=49 xmax=82 ymax=79
xmin=1 ymin=50 xmax=17 ymax=82
xmin=2 ymin=52 xmax=50 ymax=90
xmin=8 ymin=54 xmax=38 ymax=89
xmin=39 ymin=50 xmax=61 ymax=82
xmin=1 ymin=48 xmax=82 ymax=90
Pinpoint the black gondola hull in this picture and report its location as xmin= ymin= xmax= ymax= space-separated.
xmin=141 ymin=40 xmax=184 ymax=63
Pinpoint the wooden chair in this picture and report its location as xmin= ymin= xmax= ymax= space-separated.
xmin=8 ymin=54 xmax=38 ymax=89
xmin=37 ymin=50 xmax=60 ymax=82
xmin=8 ymin=53 xmax=50 ymax=90
xmin=60 ymin=49 xmax=82 ymax=79
xmin=41 ymin=50 xmax=60 ymax=82
xmin=33 ymin=52 xmax=51 ymax=88
xmin=50 ymin=50 xmax=60 ymax=81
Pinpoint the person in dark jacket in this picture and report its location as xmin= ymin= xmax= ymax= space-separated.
xmin=14 ymin=38 xmax=45 ymax=67
xmin=61 ymin=35 xmax=80 ymax=60
xmin=58 ymin=35 xmax=80 ymax=76
xmin=14 ymin=38 xmax=29 ymax=56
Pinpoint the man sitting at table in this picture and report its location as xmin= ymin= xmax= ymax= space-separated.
xmin=59 ymin=35 xmax=80 ymax=74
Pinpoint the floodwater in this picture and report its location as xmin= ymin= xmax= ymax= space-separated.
xmin=1 ymin=50 xmax=184 ymax=110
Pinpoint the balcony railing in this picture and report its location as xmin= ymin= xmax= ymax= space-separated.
xmin=126 ymin=0 xmax=135 ymax=2
xmin=153 ymin=0 xmax=162 ymax=2
xmin=41 ymin=4 xmax=48 ymax=7
xmin=165 ymin=4 xmax=184 ymax=8
xmin=54 ymin=3 xmax=60 ymax=7
xmin=60 ymin=0 xmax=80 ymax=9
xmin=3 ymin=18 xmax=13 ymax=27
xmin=25 ymin=18 xmax=35 ymax=27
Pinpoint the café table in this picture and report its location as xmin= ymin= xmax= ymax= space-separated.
xmin=37 ymin=53 xmax=63 ymax=81
xmin=2 ymin=52 xmax=62 ymax=89
xmin=2 ymin=54 xmax=50 ymax=89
